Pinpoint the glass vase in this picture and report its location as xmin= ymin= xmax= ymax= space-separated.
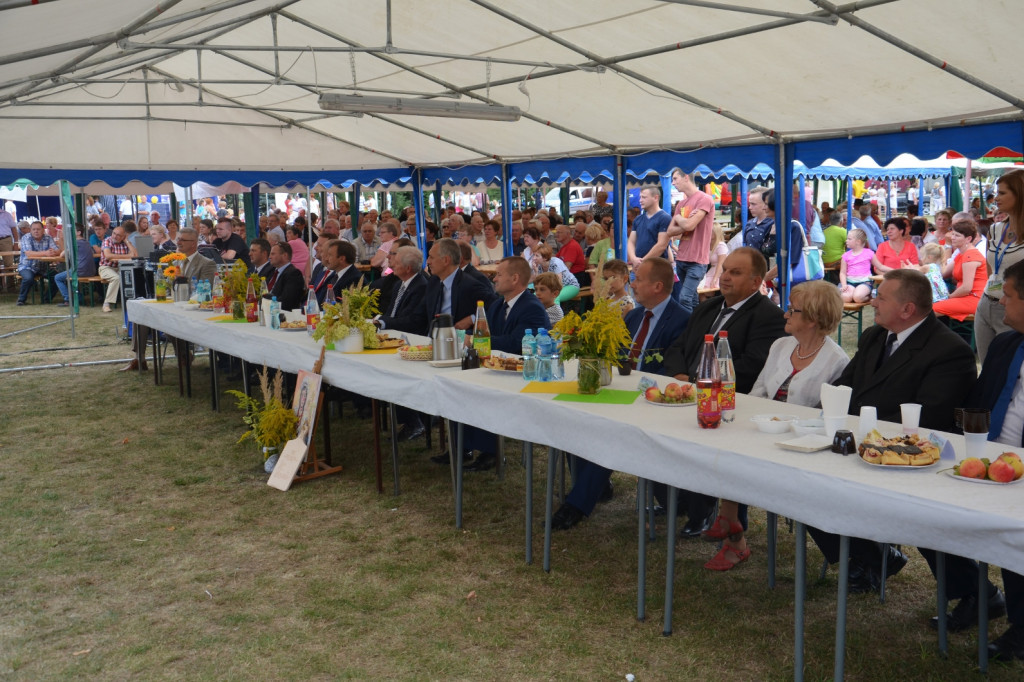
xmin=231 ymin=299 xmax=245 ymax=320
xmin=577 ymin=358 xmax=602 ymax=395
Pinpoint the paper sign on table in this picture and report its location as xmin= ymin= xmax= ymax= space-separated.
xmin=928 ymin=432 xmax=958 ymax=461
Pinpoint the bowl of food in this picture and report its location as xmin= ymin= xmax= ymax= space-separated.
xmin=751 ymin=414 xmax=799 ymax=434
xmin=791 ymin=418 xmax=826 ymax=436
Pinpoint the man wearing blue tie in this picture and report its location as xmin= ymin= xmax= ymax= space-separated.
xmin=962 ymin=259 xmax=1024 ymax=661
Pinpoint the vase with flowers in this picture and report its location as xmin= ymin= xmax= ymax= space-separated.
xmin=551 ymin=296 xmax=632 ymax=394
xmin=226 ymin=365 xmax=298 ymax=471
xmin=220 ymin=259 xmax=251 ymax=318
xmin=312 ymin=283 xmax=380 ymax=351
xmin=157 ymin=251 xmax=186 ymax=302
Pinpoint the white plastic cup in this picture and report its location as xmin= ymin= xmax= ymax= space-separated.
xmin=964 ymin=432 xmax=989 ymax=461
xmin=859 ymin=406 xmax=877 ymax=439
xmin=901 ymin=403 xmax=922 ymax=434
xmin=824 ymin=415 xmax=848 ymax=439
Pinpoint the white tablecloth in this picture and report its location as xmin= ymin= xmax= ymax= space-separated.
xmin=129 ymin=300 xmax=1024 ymax=571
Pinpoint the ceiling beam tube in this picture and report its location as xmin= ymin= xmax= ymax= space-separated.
xmin=147 ymin=64 xmax=412 ymax=166
xmin=457 ymin=0 xmax=896 ymax=93
xmin=655 ymin=0 xmax=838 ymax=24
xmin=280 ymin=10 xmax=617 ymax=152
xmin=469 ymin=0 xmax=773 ymax=138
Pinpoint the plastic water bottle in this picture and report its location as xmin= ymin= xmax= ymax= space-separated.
xmin=305 ymin=286 xmax=319 ymax=335
xmin=535 ymin=329 xmax=553 ymax=381
xmin=550 ymin=337 xmax=564 ymax=380
xmin=190 ymin=276 xmax=198 ymax=299
xmin=521 ymin=329 xmax=538 ymax=381
xmin=324 ymin=284 xmax=336 ymax=307
xmin=269 ymin=296 xmax=281 ymax=330
xmin=717 ymin=330 xmax=736 ymax=423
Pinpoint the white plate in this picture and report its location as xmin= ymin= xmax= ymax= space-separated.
xmin=943 ymin=469 xmax=1024 ymax=485
xmin=643 ymin=396 xmax=695 ymax=407
xmin=278 ymin=326 xmax=307 ymax=332
xmin=776 ymin=434 xmax=833 ymax=452
xmin=428 ymin=359 xmax=462 ymax=368
xmin=858 ymin=456 xmax=940 ymax=471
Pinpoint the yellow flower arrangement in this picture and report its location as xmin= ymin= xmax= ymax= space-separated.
xmin=313 ymin=283 xmax=380 ymax=348
xmin=226 ymin=365 xmax=297 ymax=451
xmin=551 ymin=297 xmax=632 ymax=365
xmin=220 ymin=258 xmax=252 ymax=302
xmin=158 ymin=251 xmax=186 ymax=281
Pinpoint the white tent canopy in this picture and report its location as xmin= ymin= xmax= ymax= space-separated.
xmin=2 ymin=0 xmax=1024 ymax=182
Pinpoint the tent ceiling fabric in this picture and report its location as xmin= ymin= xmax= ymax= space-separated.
xmin=1 ymin=0 xmax=1023 ymax=185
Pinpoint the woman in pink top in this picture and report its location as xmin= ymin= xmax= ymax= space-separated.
xmin=286 ymin=224 xmax=310 ymax=283
xmin=839 ymin=228 xmax=874 ymax=303
xmin=872 ymin=217 xmax=919 ymax=274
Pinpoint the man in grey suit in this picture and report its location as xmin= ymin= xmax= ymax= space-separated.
xmin=178 ymin=228 xmax=217 ymax=283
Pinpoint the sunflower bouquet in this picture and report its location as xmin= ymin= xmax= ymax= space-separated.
xmin=158 ymin=251 xmax=186 ymax=280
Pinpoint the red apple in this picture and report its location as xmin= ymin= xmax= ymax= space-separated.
xmin=988 ymin=458 xmax=1016 ymax=483
xmin=957 ymin=457 xmax=987 ymax=479
xmin=679 ymin=383 xmax=696 ymax=401
xmin=997 ymin=452 xmax=1024 ymax=480
xmin=664 ymin=383 xmax=683 ymax=402
xmin=645 ymin=386 xmax=663 ymax=403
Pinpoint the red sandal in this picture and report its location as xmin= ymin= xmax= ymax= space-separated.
xmin=701 ymin=515 xmax=744 ymax=541
xmin=704 ymin=544 xmax=751 ymax=571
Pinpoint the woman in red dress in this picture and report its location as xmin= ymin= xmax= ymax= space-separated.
xmin=933 ymin=219 xmax=985 ymax=321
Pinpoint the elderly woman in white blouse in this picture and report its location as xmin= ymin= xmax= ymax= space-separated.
xmin=703 ymin=280 xmax=849 ymax=571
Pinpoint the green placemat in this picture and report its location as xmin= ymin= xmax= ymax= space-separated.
xmin=552 ymin=389 xmax=640 ymax=405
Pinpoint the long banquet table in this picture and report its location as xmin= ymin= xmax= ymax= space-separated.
xmin=128 ymin=299 xmax=1024 ymax=677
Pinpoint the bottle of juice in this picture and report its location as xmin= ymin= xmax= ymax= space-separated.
xmin=472 ymin=300 xmax=491 ymax=359
xmin=696 ymin=333 xmax=721 ymax=429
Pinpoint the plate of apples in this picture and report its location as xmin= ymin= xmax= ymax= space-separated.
xmin=643 ymin=382 xmax=697 ymax=407
xmin=945 ymin=452 xmax=1024 ymax=485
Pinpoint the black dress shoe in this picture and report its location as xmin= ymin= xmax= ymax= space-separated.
xmin=883 ymin=545 xmax=909 ymax=578
xmin=989 ymin=624 xmax=1024 ymax=662
xmin=930 ymin=588 xmax=1006 ymax=632
xmin=679 ymin=505 xmax=717 ymax=539
xmin=430 ymin=450 xmax=472 ymax=465
xmin=846 ymin=560 xmax=881 ymax=594
xmin=599 ymin=481 xmax=614 ymax=503
xmin=551 ymin=503 xmax=586 ymax=531
xmin=396 ymin=422 xmax=426 ymax=442
xmin=463 ymin=452 xmax=497 ymax=472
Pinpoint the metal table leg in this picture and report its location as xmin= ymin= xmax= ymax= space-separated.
xmin=647 ymin=480 xmax=655 ymax=541
xmin=662 ymin=486 xmax=678 ymax=636
xmin=766 ymin=511 xmax=777 ymax=589
xmin=388 ymin=403 xmax=401 ymax=496
xmin=241 ymin=359 xmax=251 ymax=397
xmin=209 ymin=349 xmax=219 ymax=411
xmin=525 ymin=442 xmax=533 ymax=565
xmin=794 ymin=522 xmax=807 ymax=682
xmin=834 ymin=535 xmax=850 ymax=681
xmin=543 ymin=447 xmax=557 ymax=573
xmin=454 ymin=422 xmax=464 ymax=528
xmin=637 ymin=477 xmax=647 ymax=622
xmin=937 ymin=552 xmax=948 ymax=655
xmin=979 ymin=561 xmax=989 ymax=673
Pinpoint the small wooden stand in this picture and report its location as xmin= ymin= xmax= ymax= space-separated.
xmin=295 ymin=347 xmax=343 ymax=483
xmin=268 ymin=347 xmax=343 ymax=489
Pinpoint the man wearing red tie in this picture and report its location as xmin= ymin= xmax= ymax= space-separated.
xmin=551 ymin=258 xmax=690 ymax=530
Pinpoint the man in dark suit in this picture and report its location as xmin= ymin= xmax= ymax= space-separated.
xmin=660 ymin=247 xmax=787 ymax=537
xmin=369 ymin=237 xmax=414 ymax=313
xmin=308 ymin=237 xmax=337 ymax=304
xmin=808 ymin=269 xmax=982 ymax=594
xmin=249 ymin=238 xmax=274 ymax=282
xmin=551 ymin=257 xmax=691 ymax=529
xmin=266 ymin=242 xmax=306 ymax=311
xmin=327 ymin=240 xmax=363 ymax=298
xmin=458 ymin=256 xmax=551 ymax=471
xmin=421 ymin=238 xmax=493 ymax=333
xmin=946 ymin=262 xmax=1024 ymax=657
xmin=375 ymin=246 xmax=429 ymax=336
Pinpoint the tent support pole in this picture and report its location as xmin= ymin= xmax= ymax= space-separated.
xmin=778 ymin=142 xmax=793 ymax=307
xmin=614 ymin=155 xmax=625 ymax=260
xmin=740 ymin=176 xmax=748 ymax=245
xmin=501 ymin=165 xmax=513 ymax=258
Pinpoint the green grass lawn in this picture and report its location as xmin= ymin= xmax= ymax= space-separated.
xmin=1 ymin=293 xmax=1017 ymax=680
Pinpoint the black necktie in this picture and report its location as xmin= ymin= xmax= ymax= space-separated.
xmin=877 ymin=332 xmax=897 ymax=369
xmin=710 ymin=305 xmax=733 ymax=334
